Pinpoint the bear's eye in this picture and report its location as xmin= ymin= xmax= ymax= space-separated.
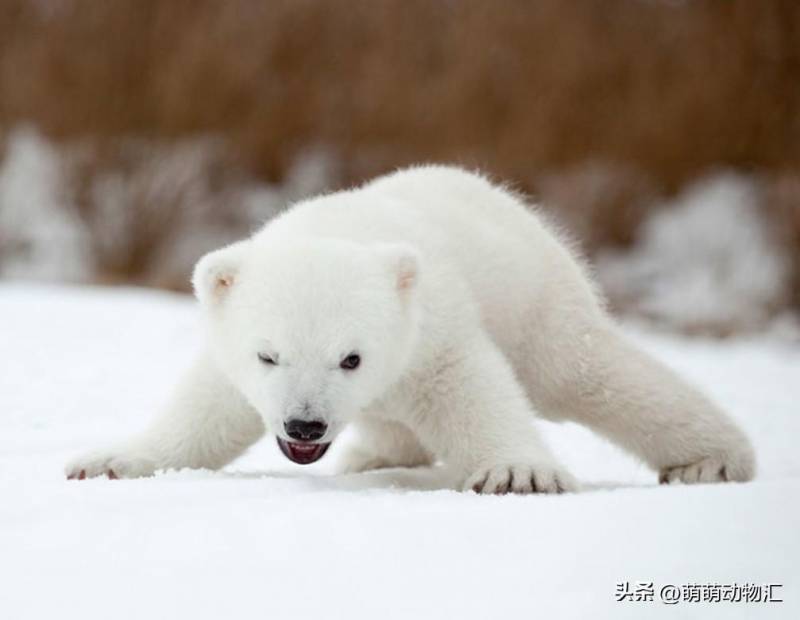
xmin=258 ymin=352 xmax=278 ymax=366
xmin=340 ymin=353 xmax=361 ymax=371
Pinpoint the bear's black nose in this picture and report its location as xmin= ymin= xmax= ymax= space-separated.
xmin=284 ymin=419 xmax=327 ymax=442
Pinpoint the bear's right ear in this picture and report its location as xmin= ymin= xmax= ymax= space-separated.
xmin=375 ymin=242 xmax=421 ymax=296
xmin=192 ymin=240 xmax=249 ymax=305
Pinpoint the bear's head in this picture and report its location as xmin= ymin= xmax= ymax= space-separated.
xmin=193 ymin=236 xmax=422 ymax=464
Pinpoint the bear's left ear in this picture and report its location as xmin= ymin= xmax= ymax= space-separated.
xmin=192 ymin=240 xmax=250 ymax=305
xmin=375 ymin=243 xmax=421 ymax=295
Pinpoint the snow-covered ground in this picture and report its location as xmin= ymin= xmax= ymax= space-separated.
xmin=1 ymin=284 xmax=798 ymax=619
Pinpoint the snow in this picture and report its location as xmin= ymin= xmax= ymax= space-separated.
xmin=0 ymin=127 xmax=92 ymax=281
xmin=597 ymin=173 xmax=791 ymax=335
xmin=1 ymin=284 xmax=798 ymax=619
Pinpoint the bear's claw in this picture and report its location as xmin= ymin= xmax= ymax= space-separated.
xmin=65 ymin=450 xmax=156 ymax=480
xmin=465 ymin=462 xmax=578 ymax=495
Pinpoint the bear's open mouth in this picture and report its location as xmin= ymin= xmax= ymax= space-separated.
xmin=276 ymin=437 xmax=331 ymax=465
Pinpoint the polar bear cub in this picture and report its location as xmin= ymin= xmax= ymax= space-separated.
xmin=66 ymin=166 xmax=755 ymax=493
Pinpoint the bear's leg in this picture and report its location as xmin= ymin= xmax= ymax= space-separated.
xmin=548 ymin=326 xmax=756 ymax=484
xmin=65 ymin=356 xmax=265 ymax=479
xmin=338 ymin=417 xmax=434 ymax=474
xmin=410 ymin=332 xmax=577 ymax=494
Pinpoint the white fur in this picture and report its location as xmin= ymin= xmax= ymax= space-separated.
xmin=66 ymin=165 xmax=756 ymax=493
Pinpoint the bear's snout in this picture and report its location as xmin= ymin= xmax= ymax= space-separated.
xmin=284 ymin=418 xmax=327 ymax=442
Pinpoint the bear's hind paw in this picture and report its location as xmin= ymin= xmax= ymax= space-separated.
xmin=659 ymin=453 xmax=754 ymax=485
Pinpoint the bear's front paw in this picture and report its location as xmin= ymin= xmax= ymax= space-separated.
xmin=659 ymin=453 xmax=754 ymax=485
xmin=464 ymin=462 xmax=578 ymax=495
xmin=65 ymin=449 xmax=157 ymax=480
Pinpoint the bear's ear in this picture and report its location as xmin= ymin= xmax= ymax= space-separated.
xmin=192 ymin=240 xmax=249 ymax=305
xmin=376 ymin=243 xmax=421 ymax=295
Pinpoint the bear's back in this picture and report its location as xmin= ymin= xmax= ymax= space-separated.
xmin=263 ymin=165 xmax=603 ymax=356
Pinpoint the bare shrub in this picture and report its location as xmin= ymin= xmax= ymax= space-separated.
xmin=66 ymin=136 xmax=251 ymax=288
xmin=0 ymin=128 xmax=338 ymax=289
xmin=763 ymin=172 xmax=800 ymax=311
xmin=535 ymin=163 xmax=660 ymax=254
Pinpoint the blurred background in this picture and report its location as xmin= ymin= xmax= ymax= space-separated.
xmin=0 ymin=0 xmax=798 ymax=337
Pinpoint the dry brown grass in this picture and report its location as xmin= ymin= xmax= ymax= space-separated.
xmin=1 ymin=0 xmax=798 ymax=187
xmin=0 ymin=0 xmax=798 ymax=312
